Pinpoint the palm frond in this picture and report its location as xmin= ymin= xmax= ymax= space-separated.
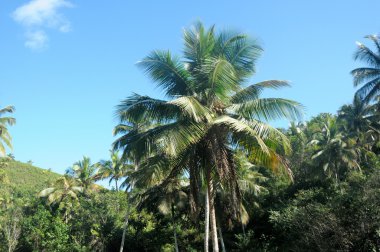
xmin=214 ymin=31 xmax=262 ymax=80
xmin=230 ymin=80 xmax=290 ymax=103
xmin=213 ymin=116 xmax=271 ymax=154
xmin=0 ymin=106 xmax=15 ymax=116
xmin=231 ymin=98 xmax=304 ymax=122
xmin=183 ymin=22 xmax=215 ymax=70
xmin=354 ymin=77 xmax=380 ymax=103
xmin=201 ymin=57 xmax=239 ymax=100
xmin=115 ymin=94 xmax=179 ymax=123
xmin=364 ymin=34 xmax=380 ymax=54
xmin=138 ymin=50 xmax=191 ymax=97
xmin=39 ymin=188 xmax=55 ymax=197
xmin=351 ymin=67 xmax=380 ymax=87
xmin=113 ymin=124 xmax=134 ymax=136
xmin=354 ymin=42 xmax=380 ymax=68
xmin=168 ymin=96 xmax=212 ymax=122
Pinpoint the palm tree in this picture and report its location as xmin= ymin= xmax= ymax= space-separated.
xmin=137 ymin=176 xmax=188 ymax=252
xmin=338 ymin=96 xmax=379 ymax=135
xmin=66 ymin=156 xmax=100 ymax=193
xmin=351 ymin=35 xmax=380 ymax=103
xmin=114 ymin=22 xmax=302 ymax=252
xmin=113 ymin=121 xmax=151 ymax=252
xmin=39 ymin=176 xmax=83 ymax=222
xmin=96 ymin=151 xmax=132 ymax=191
xmin=214 ymin=152 xmax=267 ymax=250
xmin=0 ymin=106 xmax=16 ymax=156
xmin=287 ymin=122 xmax=309 ymax=178
xmin=309 ymin=115 xmax=360 ymax=183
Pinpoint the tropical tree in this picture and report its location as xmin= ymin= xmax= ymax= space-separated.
xmin=308 ymin=115 xmax=360 ymax=182
xmin=114 ymin=22 xmax=302 ymax=251
xmin=39 ymin=176 xmax=83 ymax=223
xmin=137 ymin=176 xmax=188 ymax=252
xmin=338 ymin=96 xmax=379 ymax=135
xmin=113 ymin=121 xmax=150 ymax=252
xmin=66 ymin=156 xmax=100 ymax=193
xmin=0 ymin=106 xmax=15 ymax=157
xmin=338 ymin=97 xmax=380 ymax=156
xmin=96 ymin=151 xmax=133 ymax=191
xmin=351 ymin=35 xmax=380 ymax=103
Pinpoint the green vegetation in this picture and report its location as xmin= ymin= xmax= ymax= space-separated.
xmin=0 ymin=106 xmax=15 ymax=156
xmin=113 ymin=22 xmax=302 ymax=252
xmin=1 ymin=160 xmax=60 ymax=194
xmin=2 ymin=24 xmax=380 ymax=251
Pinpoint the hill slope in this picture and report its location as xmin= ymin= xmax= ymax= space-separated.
xmin=1 ymin=160 xmax=61 ymax=196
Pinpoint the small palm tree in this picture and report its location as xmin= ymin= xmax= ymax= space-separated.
xmin=338 ymin=96 xmax=379 ymax=136
xmin=351 ymin=35 xmax=380 ymax=103
xmin=338 ymin=97 xmax=380 ymax=153
xmin=309 ymin=115 xmax=360 ymax=182
xmin=0 ymin=106 xmax=16 ymax=156
xmin=287 ymin=122 xmax=309 ymax=178
xmin=96 ymin=151 xmax=133 ymax=191
xmin=138 ymin=177 xmax=188 ymax=252
xmin=66 ymin=156 xmax=100 ymax=193
xmin=39 ymin=176 xmax=83 ymax=222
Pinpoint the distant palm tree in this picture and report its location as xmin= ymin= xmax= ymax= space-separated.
xmin=96 ymin=151 xmax=133 ymax=191
xmin=39 ymin=176 xmax=83 ymax=222
xmin=66 ymin=156 xmax=100 ymax=193
xmin=309 ymin=115 xmax=360 ymax=182
xmin=351 ymin=35 xmax=380 ymax=103
xmin=114 ymin=22 xmax=302 ymax=252
xmin=138 ymin=176 xmax=188 ymax=252
xmin=338 ymin=96 xmax=379 ymax=136
xmin=287 ymin=122 xmax=309 ymax=177
xmin=0 ymin=106 xmax=15 ymax=156
xmin=113 ymin=121 xmax=151 ymax=252
xmin=338 ymin=96 xmax=380 ymax=153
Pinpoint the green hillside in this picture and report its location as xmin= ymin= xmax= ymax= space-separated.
xmin=1 ymin=160 xmax=61 ymax=196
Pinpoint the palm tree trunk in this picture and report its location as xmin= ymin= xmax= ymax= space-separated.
xmin=242 ymin=222 xmax=246 ymax=237
xmin=206 ymin=169 xmax=219 ymax=252
xmin=217 ymin=225 xmax=226 ymax=252
xmin=171 ymin=203 xmax=179 ymax=252
xmin=209 ymin=192 xmax=219 ymax=252
xmin=120 ymin=162 xmax=138 ymax=252
xmin=204 ymin=184 xmax=210 ymax=252
xmin=115 ymin=179 xmax=119 ymax=192
xmin=119 ymin=192 xmax=131 ymax=252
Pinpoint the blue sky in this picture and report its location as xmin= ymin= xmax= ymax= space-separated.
xmin=1 ymin=0 xmax=379 ymax=175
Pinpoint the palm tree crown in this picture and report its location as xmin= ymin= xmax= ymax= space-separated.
xmin=309 ymin=115 xmax=359 ymax=182
xmin=114 ymin=22 xmax=303 ymax=251
xmin=39 ymin=176 xmax=83 ymax=206
xmin=96 ymin=151 xmax=133 ymax=191
xmin=0 ymin=106 xmax=16 ymax=156
xmin=352 ymin=35 xmax=380 ymax=103
xmin=66 ymin=156 xmax=100 ymax=193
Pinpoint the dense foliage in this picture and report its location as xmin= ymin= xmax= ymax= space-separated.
xmin=1 ymin=25 xmax=380 ymax=251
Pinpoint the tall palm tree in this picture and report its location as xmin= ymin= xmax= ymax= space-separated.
xmin=66 ymin=156 xmax=100 ymax=193
xmin=114 ymin=22 xmax=302 ymax=252
xmin=39 ymin=176 xmax=83 ymax=222
xmin=96 ymin=151 xmax=133 ymax=191
xmin=351 ymin=35 xmax=380 ymax=103
xmin=0 ymin=106 xmax=16 ymax=156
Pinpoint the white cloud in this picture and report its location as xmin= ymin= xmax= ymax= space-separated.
xmin=25 ymin=30 xmax=48 ymax=50
xmin=12 ymin=0 xmax=73 ymax=50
